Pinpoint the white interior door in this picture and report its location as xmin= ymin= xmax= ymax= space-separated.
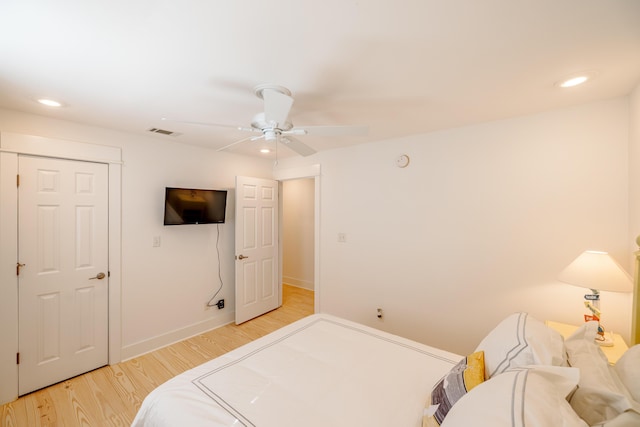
xmin=235 ymin=176 xmax=280 ymax=324
xmin=18 ymin=155 xmax=109 ymax=395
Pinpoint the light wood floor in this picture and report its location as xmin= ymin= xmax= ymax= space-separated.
xmin=0 ymin=285 xmax=314 ymax=427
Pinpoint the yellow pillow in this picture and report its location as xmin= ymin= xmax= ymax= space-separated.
xmin=423 ymin=351 xmax=485 ymax=427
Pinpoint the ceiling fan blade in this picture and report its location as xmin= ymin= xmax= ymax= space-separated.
xmin=280 ymin=136 xmax=317 ymax=157
xmin=263 ymin=88 xmax=294 ymax=126
xmin=216 ymin=134 xmax=264 ymax=152
xmin=161 ymin=118 xmax=244 ymax=130
xmin=293 ymin=125 xmax=369 ymax=137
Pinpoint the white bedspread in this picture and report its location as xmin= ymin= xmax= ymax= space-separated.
xmin=131 ymin=314 xmax=461 ymax=427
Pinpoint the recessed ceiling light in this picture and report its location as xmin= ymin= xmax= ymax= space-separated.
xmin=37 ymin=98 xmax=63 ymax=107
xmin=559 ymin=76 xmax=588 ymax=88
xmin=260 ymin=148 xmax=271 ymax=154
xmin=556 ymin=72 xmax=597 ymax=89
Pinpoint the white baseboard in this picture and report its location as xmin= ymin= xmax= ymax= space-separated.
xmin=283 ymin=276 xmax=314 ymax=291
xmin=120 ymin=311 xmax=235 ymax=361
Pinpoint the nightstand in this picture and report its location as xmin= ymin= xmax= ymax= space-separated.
xmin=545 ymin=320 xmax=629 ymax=365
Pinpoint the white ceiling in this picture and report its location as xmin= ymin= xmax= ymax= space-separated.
xmin=1 ymin=0 xmax=639 ymax=158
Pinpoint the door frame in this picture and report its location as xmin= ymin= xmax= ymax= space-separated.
xmin=274 ymin=164 xmax=321 ymax=313
xmin=0 ymin=132 xmax=122 ymax=405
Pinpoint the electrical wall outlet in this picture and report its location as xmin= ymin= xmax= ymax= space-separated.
xmin=216 ymin=299 xmax=225 ymax=309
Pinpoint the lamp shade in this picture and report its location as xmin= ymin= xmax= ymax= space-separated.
xmin=558 ymin=250 xmax=632 ymax=292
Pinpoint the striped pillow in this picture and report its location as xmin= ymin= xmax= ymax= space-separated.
xmin=474 ymin=312 xmax=566 ymax=379
xmin=437 ymin=366 xmax=586 ymax=427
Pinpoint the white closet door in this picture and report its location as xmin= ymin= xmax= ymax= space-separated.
xmin=18 ymin=155 xmax=109 ymax=395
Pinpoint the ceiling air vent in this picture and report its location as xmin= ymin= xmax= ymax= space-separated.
xmin=148 ymin=127 xmax=180 ymax=136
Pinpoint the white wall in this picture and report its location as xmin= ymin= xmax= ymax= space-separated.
xmin=117 ymin=134 xmax=275 ymax=356
xmin=276 ymin=97 xmax=632 ymax=356
xmin=0 ymin=109 xmax=274 ymax=360
xmin=282 ymin=179 xmax=315 ymax=290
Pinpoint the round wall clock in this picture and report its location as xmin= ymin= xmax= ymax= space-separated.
xmin=396 ymin=154 xmax=410 ymax=168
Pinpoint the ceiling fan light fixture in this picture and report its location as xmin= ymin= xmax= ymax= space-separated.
xmin=264 ymin=129 xmax=278 ymax=141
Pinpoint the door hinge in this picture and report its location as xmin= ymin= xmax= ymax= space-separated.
xmin=16 ymin=352 xmax=20 ymax=365
xmin=16 ymin=174 xmax=20 ymax=187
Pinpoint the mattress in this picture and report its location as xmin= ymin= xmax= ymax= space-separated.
xmin=131 ymin=313 xmax=462 ymax=427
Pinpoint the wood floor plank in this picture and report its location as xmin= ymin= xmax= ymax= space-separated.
xmin=55 ymin=377 xmax=103 ymax=427
xmin=83 ymin=370 xmax=132 ymax=426
xmin=0 ymin=285 xmax=313 ymax=427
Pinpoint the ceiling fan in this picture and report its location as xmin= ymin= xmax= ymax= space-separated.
xmin=172 ymin=84 xmax=368 ymax=157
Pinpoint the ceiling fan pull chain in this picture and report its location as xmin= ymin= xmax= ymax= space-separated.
xmin=274 ymin=135 xmax=279 ymax=166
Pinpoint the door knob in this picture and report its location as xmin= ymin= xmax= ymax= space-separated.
xmin=90 ymin=272 xmax=106 ymax=280
xmin=237 ymin=254 xmax=249 ymax=260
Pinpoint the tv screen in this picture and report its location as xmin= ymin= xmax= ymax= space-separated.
xmin=164 ymin=187 xmax=227 ymax=225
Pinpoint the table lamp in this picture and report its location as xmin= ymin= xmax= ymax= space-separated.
xmin=557 ymin=250 xmax=632 ymax=346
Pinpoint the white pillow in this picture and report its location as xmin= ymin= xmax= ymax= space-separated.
xmin=615 ymin=344 xmax=640 ymax=403
xmin=565 ymin=322 xmax=640 ymax=425
xmin=440 ymin=366 xmax=587 ymax=427
xmin=474 ymin=312 xmax=566 ymax=379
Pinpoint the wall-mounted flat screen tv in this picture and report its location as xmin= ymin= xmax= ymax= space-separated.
xmin=164 ymin=187 xmax=227 ymax=225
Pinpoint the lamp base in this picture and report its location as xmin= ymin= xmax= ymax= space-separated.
xmin=595 ymin=333 xmax=614 ymax=347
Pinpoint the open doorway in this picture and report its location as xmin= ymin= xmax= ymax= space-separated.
xmin=274 ymin=164 xmax=322 ymax=313
xmin=282 ymin=178 xmax=315 ymax=311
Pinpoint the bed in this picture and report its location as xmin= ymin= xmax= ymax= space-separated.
xmin=133 ymin=313 xmax=640 ymax=427
xmin=131 ymin=314 xmax=460 ymax=426
xmin=132 ymin=311 xmax=640 ymax=426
